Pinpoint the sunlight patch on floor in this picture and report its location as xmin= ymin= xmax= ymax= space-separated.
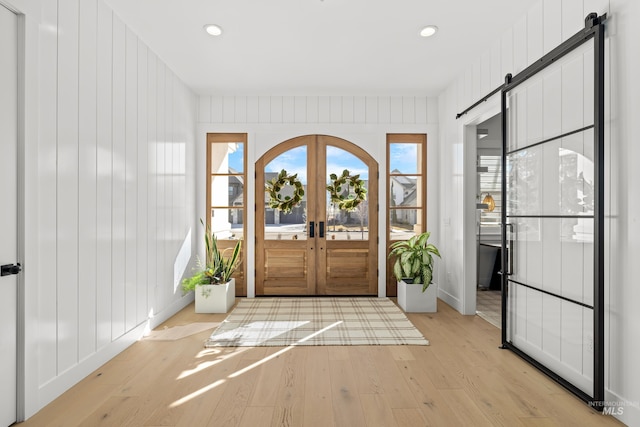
xmin=170 ymin=320 xmax=344 ymax=408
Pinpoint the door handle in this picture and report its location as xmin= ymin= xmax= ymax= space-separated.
xmin=506 ymin=223 xmax=514 ymax=276
xmin=1 ymin=263 xmax=21 ymax=276
xmin=319 ymin=221 xmax=325 ymax=238
xmin=309 ymin=221 xmax=315 ymax=238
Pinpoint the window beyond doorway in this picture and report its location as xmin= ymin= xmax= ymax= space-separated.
xmin=478 ymin=154 xmax=502 ymax=242
xmin=386 ymin=134 xmax=427 ymax=296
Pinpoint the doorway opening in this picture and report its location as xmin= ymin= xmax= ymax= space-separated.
xmin=255 ymin=135 xmax=378 ymax=296
xmin=475 ymin=113 xmax=502 ymax=328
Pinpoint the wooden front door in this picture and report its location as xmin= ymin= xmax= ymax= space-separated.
xmin=256 ymin=135 xmax=378 ymax=295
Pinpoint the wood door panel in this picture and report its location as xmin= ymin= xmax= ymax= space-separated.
xmin=319 ymin=280 xmax=374 ymax=295
xmin=321 ymin=241 xmax=376 ymax=295
xmin=326 ymin=249 xmax=369 ymax=279
xmin=261 ymin=285 xmax=315 ymax=295
xmin=257 ymin=135 xmax=377 ymax=296
xmin=265 ymin=249 xmax=308 ymax=279
xmin=255 ymin=135 xmax=316 ymax=296
xmin=320 ymin=285 xmax=372 ymax=295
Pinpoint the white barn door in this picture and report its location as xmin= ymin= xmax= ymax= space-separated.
xmin=0 ymin=4 xmax=19 ymax=426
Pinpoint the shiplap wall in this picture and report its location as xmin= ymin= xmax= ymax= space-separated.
xmin=34 ymin=0 xmax=197 ymax=410
xmin=438 ymin=0 xmax=640 ymax=424
xmin=196 ymin=95 xmax=440 ymax=298
xmin=437 ymin=0 xmax=608 ymax=313
xmin=197 ymin=95 xmax=438 ymax=125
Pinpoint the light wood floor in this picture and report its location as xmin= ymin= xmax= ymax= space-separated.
xmin=18 ymin=299 xmax=624 ymax=427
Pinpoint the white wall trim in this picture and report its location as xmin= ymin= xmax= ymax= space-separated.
xmin=14 ymin=6 xmax=27 ymax=423
xmin=459 ymin=96 xmax=501 ymax=316
xmin=437 ymin=287 xmax=461 ymax=313
xmin=8 ymin=0 xmax=43 ymax=420
xmin=604 ymin=388 xmax=640 ymax=425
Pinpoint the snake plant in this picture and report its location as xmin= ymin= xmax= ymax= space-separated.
xmin=182 ymin=219 xmax=242 ymax=292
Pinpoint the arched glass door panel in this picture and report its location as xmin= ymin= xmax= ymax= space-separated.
xmin=264 ymin=145 xmax=308 ymax=241
xmin=325 ymin=146 xmax=369 ymax=241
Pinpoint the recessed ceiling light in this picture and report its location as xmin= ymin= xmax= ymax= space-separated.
xmin=204 ymin=24 xmax=223 ymax=36
xmin=420 ymin=25 xmax=438 ymax=38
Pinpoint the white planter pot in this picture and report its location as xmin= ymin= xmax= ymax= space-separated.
xmin=397 ymin=280 xmax=437 ymax=313
xmin=194 ymin=278 xmax=236 ymax=313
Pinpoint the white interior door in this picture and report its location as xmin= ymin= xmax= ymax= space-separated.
xmin=0 ymin=4 xmax=18 ymax=426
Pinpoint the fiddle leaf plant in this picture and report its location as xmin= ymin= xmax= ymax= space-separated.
xmin=388 ymin=231 xmax=441 ymax=292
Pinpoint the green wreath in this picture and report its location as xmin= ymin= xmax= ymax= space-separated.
xmin=327 ymin=169 xmax=367 ymax=212
xmin=265 ymin=169 xmax=305 ymax=214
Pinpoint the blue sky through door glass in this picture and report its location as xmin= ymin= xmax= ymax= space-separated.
xmin=326 ymin=146 xmax=368 ymax=180
xmin=265 ymin=146 xmax=307 ymax=183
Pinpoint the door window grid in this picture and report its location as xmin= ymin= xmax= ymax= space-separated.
xmin=206 ymin=133 xmax=247 ymax=296
xmin=387 ymin=136 xmax=426 ymax=241
xmin=499 ymin=14 xmax=605 ymax=408
xmin=207 ymin=134 xmax=246 ymax=240
xmin=386 ymin=134 xmax=427 ymax=296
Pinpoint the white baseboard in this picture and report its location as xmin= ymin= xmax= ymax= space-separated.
xmin=437 ymin=287 xmax=461 ymax=312
xmin=603 ymin=388 xmax=639 ymax=426
xmin=149 ymin=292 xmax=195 ymax=331
xmin=34 ymin=293 xmax=194 ymax=416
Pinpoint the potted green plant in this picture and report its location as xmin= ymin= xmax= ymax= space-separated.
xmin=182 ymin=220 xmax=242 ymax=313
xmin=389 ymin=231 xmax=441 ymax=312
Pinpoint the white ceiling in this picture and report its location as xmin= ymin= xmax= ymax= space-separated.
xmin=105 ymin=0 xmax=538 ymax=97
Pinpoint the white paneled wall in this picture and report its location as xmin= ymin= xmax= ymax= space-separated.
xmin=439 ymin=0 xmax=640 ymax=424
xmin=32 ymin=0 xmax=197 ymax=413
xmin=198 ymin=95 xmax=437 ymax=125
xmin=196 ymin=94 xmax=439 ymax=298
xmin=78 ymin=0 xmax=98 ymax=364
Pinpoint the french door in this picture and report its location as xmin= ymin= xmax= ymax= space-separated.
xmin=256 ymin=135 xmax=378 ymax=295
xmin=501 ymin=13 xmax=605 ymax=407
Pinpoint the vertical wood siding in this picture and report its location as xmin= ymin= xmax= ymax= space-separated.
xmin=36 ymin=0 xmax=197 ymax=393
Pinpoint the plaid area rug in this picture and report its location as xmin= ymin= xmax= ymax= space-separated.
xmin=204 ymin=297 xmax=428 ymax=347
